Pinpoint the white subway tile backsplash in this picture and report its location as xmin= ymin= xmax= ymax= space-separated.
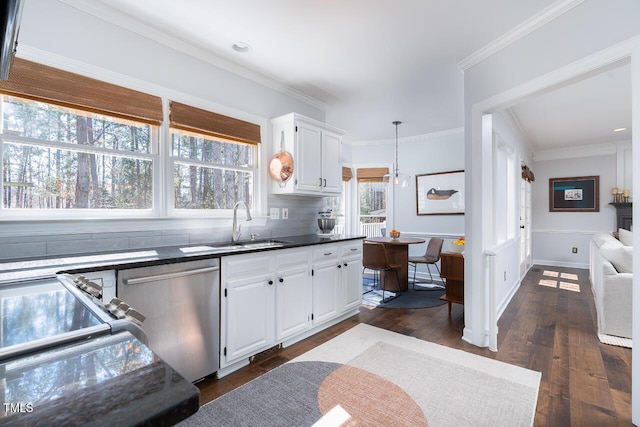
xmin=129 ymin=235 xmax=190 ymax=249
xmin=0 ymin=243 xmax=47 ymax=260
xmin=0 ymin=197 xmax=328 ymax=260
xmin=47 ymin=238 xmax=130 ymax=256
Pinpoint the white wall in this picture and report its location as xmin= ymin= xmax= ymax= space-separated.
xmin=463 ymin=0 xmax=640 ymax=354
xmin=348 ymin=130 xmax=465 ymax=259
xmin=463 ymin=0 xmax=640 ymax=421
xmin=0 ymin=0 xmax=334 ymax=259
xmin=488 ymin=112 xmax=533 ymax=316
xmin=532 ymin=155 xmax=617 ymax=268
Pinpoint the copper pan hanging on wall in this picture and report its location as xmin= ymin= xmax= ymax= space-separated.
xmin=269 ymin=130 xmax=294 ymax=187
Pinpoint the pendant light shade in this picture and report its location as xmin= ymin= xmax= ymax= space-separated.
xmin=383 ymin=121 xmax=411 ymax=187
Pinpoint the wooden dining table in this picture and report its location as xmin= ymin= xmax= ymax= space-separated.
xmin=364 ymin=236 xmax=426 ymax=292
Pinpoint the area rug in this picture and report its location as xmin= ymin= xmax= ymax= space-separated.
xmin=598 ymin=333 xmax=632 ymax=348
xmin=362 ymin=279 xmax=446 ymax=309
xmin=180 ymin=324 xmax=541 ymax=427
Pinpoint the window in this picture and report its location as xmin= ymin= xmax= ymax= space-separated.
xmin=324 ymin=166 xmax=353 ymax=234
xmin=1 ymin=96 xmax=156 ymax=211
xmin=169 ymin=101 xmax=260 ymax=213
xmin=0 ymin=59 xmax=264 ymax=220
xmin=357 ymin=167 xmax=388 ymax=237
xmin=171 ymin=130 xmax=256 ymax=210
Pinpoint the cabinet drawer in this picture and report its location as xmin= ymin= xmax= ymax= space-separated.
xmin=275 ymin=247 xmax=309 ymax=270
xmin=340 ymin=241 xmax=363 ymax=257
xmin=223 ymin=253 xmax=272 ymax=279
xmin=312 ymin=245 xmax=339 ymax=261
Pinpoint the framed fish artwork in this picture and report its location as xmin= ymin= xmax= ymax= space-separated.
xmin=416 ymin=170 xmax=465 ymax=215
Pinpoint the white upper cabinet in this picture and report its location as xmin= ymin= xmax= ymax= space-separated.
xmin=271 ymin=113 xmax=344 ymax=196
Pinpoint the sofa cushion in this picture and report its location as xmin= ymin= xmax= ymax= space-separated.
xmin=600 ymin=240 xmax=633 ymax=273
xmin=594 ymin=233 xmax=619 ymax=248
xmin=619 ymin=228 xmax=633 ymax=246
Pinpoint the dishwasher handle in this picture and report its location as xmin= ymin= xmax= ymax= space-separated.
xmin=123 ymin=266 xmax=220 ymax=286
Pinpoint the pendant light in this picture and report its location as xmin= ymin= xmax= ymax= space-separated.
xmin=383 ymin=121 xmax=410 ymax=187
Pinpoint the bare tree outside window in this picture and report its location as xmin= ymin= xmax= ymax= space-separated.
xmin=171 ymin=131 xmax=255 ymax=210
xmin=1 ymin=96 xmax=153 ymax=210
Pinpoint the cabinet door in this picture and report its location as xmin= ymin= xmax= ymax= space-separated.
xmin=295 ymin=121 xmax=323 ymax=192
xmin=312 ymin=261 xmax=340 ymax=325
xmin=276 ymin=267 xmax=310 ymax=341
xmin=341 ymin=254 xmax=363 ymax=312
xmin=322 ymin=130 xmax=342 ymax=193
xmin=224 ymin=274 xmax=275 ymax=364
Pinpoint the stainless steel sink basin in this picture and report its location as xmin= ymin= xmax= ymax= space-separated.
xmin=239 ymin=241 xmax=284 ymax=249
xmin=179 ymin=245 xmax=243 ymax=254
xmin=180 ymin=240 xmax=290 ymax=254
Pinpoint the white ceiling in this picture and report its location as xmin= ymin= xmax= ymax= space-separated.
xmin=509 ymin=60 xmax=632 ymax=152
xmin=65 ymin=0 xmax=630 ymax=148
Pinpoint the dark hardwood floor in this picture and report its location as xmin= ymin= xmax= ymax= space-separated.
xmin=197 ymin=265 xmax=632 ymax=426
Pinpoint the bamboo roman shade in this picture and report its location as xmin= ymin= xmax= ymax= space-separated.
xmin=357 ymin=167 xmax=389 ymax=183
xmin=170 ymin=101 xmax=261 ymax=145
xmin=342 ymin=166 xmax=353 ymax=182
xmin=0 ymin=58 xmax=163 ymax=125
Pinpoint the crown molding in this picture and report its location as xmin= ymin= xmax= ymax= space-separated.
xmin=346 ymin=127 xmax=464 ymax=146
xmin=457 ymin=0 xmax=586 ymax=71
xmin=57 ymin=0 xmax=327 ymax=111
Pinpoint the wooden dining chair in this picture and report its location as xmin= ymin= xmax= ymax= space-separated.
xmin=408 ymin=237 xmax=444 ymax=289
xmin=362 ymin=241 xmax=401 ymax=300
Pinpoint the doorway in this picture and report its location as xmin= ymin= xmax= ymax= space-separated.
xmin=519 ymin=178 xmax=532 ymax=277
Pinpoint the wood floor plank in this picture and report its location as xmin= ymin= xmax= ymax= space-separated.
xmin=195 ymin=264 xmax=632 ymax=426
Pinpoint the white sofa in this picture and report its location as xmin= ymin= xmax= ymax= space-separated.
xmin=589 ymin=231 xmax=633 ymax=339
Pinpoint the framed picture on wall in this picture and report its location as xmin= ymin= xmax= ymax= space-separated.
xmin=549 ymin=175 xmax=599 ymax=212
xmin=416 ymin=170 xmax=465 ymax=215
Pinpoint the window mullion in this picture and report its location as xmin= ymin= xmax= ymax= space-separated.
xmin=4 ymin=135 xmax=155 ymax=161
xmin=173 ymin=159 xmax=254 ymax=174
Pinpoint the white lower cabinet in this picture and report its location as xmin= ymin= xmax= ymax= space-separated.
xmin=275 ymin=250 xmax=311 ymax=342
xmin=222 ymin=253 xmax=274 ymax=365
xmin=312 ymin=246 xmax=340 ymax=325
xmin=340 ymin=242 xmax=363 ymax=312
xmin=220 ymin=240 xmax=363 ymax=374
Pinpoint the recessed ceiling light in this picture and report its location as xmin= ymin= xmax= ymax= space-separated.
xmin=613 ymin=127 xmax=627 ymax=132
xmin=232 ymin=42 xmax=251 ymax=53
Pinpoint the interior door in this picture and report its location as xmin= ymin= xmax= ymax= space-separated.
xmin=519 ymin=179 xmax=532 ymax=277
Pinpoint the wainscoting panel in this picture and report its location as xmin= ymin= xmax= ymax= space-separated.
xmin=532 ymin=229 xmax=595 ymax=269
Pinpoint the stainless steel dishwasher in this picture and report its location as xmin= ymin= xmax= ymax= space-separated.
xmin=117 ymin=259 xmax=219 ymax=382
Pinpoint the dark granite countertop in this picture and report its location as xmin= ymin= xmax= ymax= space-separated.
xmin=0 ymin=331 xmax=199 ymax=426
xmin=0 ymin=234 xmax=365 ymax=283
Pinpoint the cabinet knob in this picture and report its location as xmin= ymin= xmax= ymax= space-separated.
xmin=344 ymin=263 xmax=348 ymax=267
xmin=268 ymin=280 xmax=274 ymax=285
xmin=337 ymin=264 xmax=341 ymax=269
xmin=278 ymin=277 xmax=284 ymax=283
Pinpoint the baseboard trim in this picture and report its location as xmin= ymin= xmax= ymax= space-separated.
xmin=532 ymin=259 xmax=589 ymax=269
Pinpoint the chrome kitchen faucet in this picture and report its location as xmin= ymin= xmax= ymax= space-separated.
xmin=232 ymin=201 xmax=252 ymax=243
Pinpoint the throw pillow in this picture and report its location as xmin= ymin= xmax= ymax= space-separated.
xmin=619 ymin=228 xmax=633 ymax=246
xmin=594 ymin=233 xmax=618 ymax=248
xmin=600 ymin=241 xmax=633 ymax=273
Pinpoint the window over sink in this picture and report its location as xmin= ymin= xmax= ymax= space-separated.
xmin=0 ymin=59 xmax=263 ymax=221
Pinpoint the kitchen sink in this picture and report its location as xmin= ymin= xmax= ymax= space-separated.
xmin=238 ymin=241 xmax=285 ymax=249
xmin=180 ymin=240 xmax=290 ymax=254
